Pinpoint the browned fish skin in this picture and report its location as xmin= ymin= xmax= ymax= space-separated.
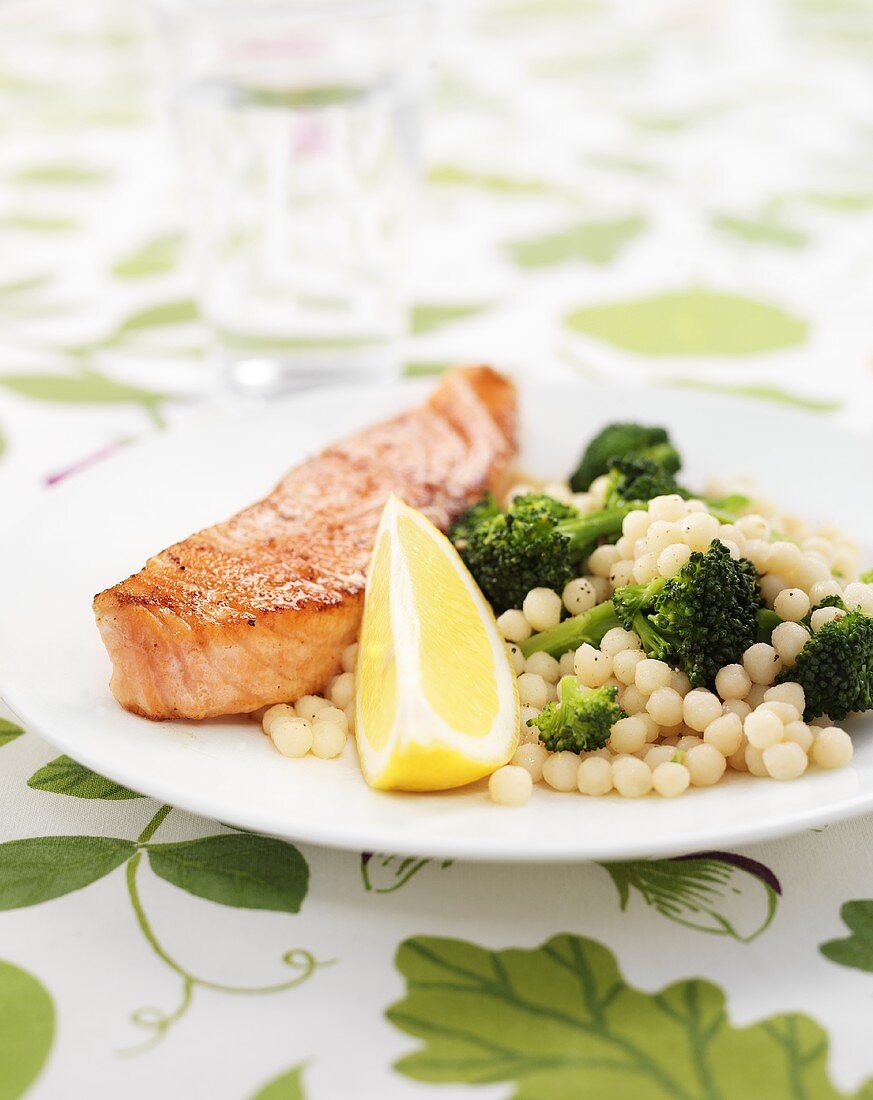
xmin=93 ymin=366 xmax=517 ymax=720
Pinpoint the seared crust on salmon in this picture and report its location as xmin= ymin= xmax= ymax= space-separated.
xmin=94 ymin=366 xmax=517 ymax=720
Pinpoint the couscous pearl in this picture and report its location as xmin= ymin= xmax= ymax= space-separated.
xmin=620 ymin=685 xmax=647 ymax=715
xmin=263 ymin=703 xmax=296 ymax=736
xmin=518 ymin=706 xmax=542 ymax=743
xmin=643 ymin=745 xmax=675 ymax=769
xmin=589 ymin=474 xmax=611 ymax=505
xmin=743 ymin=643 xmax=783 ymax=685
xmin=842 ymin=581 xmax=867 ymax=610
xmin=720 ymin=539 xmax=742 ymax=562
xmin=562 ymin=577 xmax=598 ymax=615
xmin=574 ymin=644 xmax=613 ymax=688
xmin=763 ymin=741 xmax=808 ymax=780
xmin=639 ymin=715 xmax=660 ymax=742
xmin=715 ymin=664 xmax=751 ymax=700
xmin=728 ymin=743 xmax=750 ymax=771
xmin=542 ymin=481 xmax=574 ymax=505
xmin=512 ymin=743 xmax=549 ymax=782
xmin=772 ymin=621 xmax=810 ymax=667
xmin=760 ymin=573 xmax=791 ymax=607
xmin=543 ymin=751 xmax=581 ymax=791
xmin=812 ymin=727 xmax=854 ymax=769
xmin=311 ymin=720 xmax=347 ymax=759
xmin=680 ymin=512 xmax=720 ymax=552
xmin=659 ymin=724 xmax=684 ymax=740
xmin=517 ymin=672 xmax=551 ymax=709
xmin=296 ymin=695 xmax=331 ymax=720
xmin=745 ymin=683 xmax=768 ymax=709
xmin=649 ymin=494 xmax=688 ymax=523
xmin=508 ymin=644 xmax=526 ymax=675
xmin=633 ymin=537 xmax=649 ymax=559
xmin=601 ymin=627 xmax=640 ymax=658
xmin=612 ymin=756 xmax=653 ymax=797
xmin=577 ymin=756 xmax=614 ymax=796
xmin=270 ymin=716 xmax=314 ymax=758
xmin=658 ymin=543 xmax=692 ymax=579
xmin=609 ymin=715 xmax=649 ymax=754
xmin=759 ymin=700 xmax=800 ymax=725
xmin=341 ymin=643 xmax=358 ymax=673
xmin=590 ymin=576 xmax=612 ymax=603
xmin=722 ymin=699 xmax=752 ymax=721
xmin=858 ymin=588 xmax=873 ymax=616
xmin=506 ymin=483 xmax=534 ymax=502
xmin=796 ymin=554 xmax=833 ymax=590
xmin=328 ymin=672 xmax=356 ymax=710
xmin=571 ymin=492 xmax=595 ymax=514
xmin=746 ymin=744 xmax=770 ymax=777
xmin=685 ymin=498 xmax=707 ymax=513
xmin=646 ymin=687 xmax=685 ymax=727
xmin=670 ymin=670 xmax=692 ymax=696
xmin=676 ymin=734 xmax=703 ymax=752
xmin=774 ymin=588 xmax=811 ymax=623
xmin=344 ymin=702 xmax=356 ymax=734
xmin=611 ymin=652 xmax=642 ymax=688
xmin=683 ymin=689 xmax=723 ymax=732
xmin=811 ymin=606 xmax=844 ymax=633
xmin=489 ymin=765 xmax=533 ymax=806
xmin=559 ymin=651 xmax=576 ymax=677
xmin=737 ymin=514 xmax=770 ymax=540
xmin=652 ymin=761 xmax=691 ymax=797
xmin=767 ymin=541 xmax=803 ymax=577
xmin=804 ymin=535 xmax=835 ymax=561
xmin=783 ymin=721 xmax=813 ymax=752
xmin=622 ymin=510 xmax=650 ymax=542
xmin=633 ymin=553 xmax=661 ymax=585
xmin=497 ymin=609 xmax=532 ymax=643
xmin=525 ymin=651 xmax=561 ymax=683
xmin=646 ymin=521 xmax=681 ymax=557
xmin=743 ymin=539 xmax=772 ymax=573
xmin=609 ymin=560 xmax=635 ymax=590
xmin=523 ymin=588 xmax=563 ymax=632
xmin=809 ymin=579 xmax=843 ymax=605
xmin=685 ymin=744 xmax=727 ymax=787
xmin=589 ymin=544 xmax=621 ymax=579
xmin=704 ymin=713 xmax=744 ymax=756
xmin=315 ymin=705 xmax=348 ymax=731
xmin=635 ymin=659 xmax=672 ymax=695
xmin=745 ymin=708 xmax=784 ymax=749
xmin=764 ymin=682 xmax=806 ymax=715
xmin=615 ymin=536 xmax=634 ymax=560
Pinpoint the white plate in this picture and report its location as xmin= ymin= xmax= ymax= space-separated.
xmin=1 ymin=380 xmax=872 ymax=861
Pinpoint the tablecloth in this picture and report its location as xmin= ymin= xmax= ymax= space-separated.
xmin=3 ymin=1 xmax=873 ymax=1096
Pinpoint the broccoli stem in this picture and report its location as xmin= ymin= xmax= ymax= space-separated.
xmin=558 ymin=505 xmax=633 ymax=555
xmin=757 ymin=608 xmax=782 ymax=641
xmin=520 ymin=600 xmax=622 ymax=658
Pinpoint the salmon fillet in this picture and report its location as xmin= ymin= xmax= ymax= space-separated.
xmin=94 ymin=366 xmax=517 ymax=720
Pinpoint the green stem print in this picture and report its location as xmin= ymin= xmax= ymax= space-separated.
xmin=820 ymin=900 xmax=873 ymax=973
xmin=360 ymin=853 xmax=454 ymax=894
xmin=0 ymin=784 xmax=330 ymax=1056
xmin=600 ymin=851 xmax=781 ymax=943
xmin=387 ymin=932 xmax=868 ymax=1098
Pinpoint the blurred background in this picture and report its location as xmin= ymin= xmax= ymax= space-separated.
xmin=0 ymin=0 xmax=872 ymax=496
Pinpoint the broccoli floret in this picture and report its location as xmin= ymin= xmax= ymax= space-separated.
xmin=450 ymin=492 xmax=633 ymax=613
xmin=612 ymin=541 xmax=762 ymax=688
xmin=603 ymin=455 xmax=689 ymax=509
xmin=570 ymin=422 xmax=681 ymax=492
xmin=860 ymin=568 xmax=873 ymax=584
xmin=527 ymin=678 xmax=624 ymax=753
xmin=778 ymin=609 xmax=873 ymax=720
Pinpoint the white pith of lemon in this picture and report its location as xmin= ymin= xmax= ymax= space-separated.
xmin=355 ymin=495 xmax=519 ymax=791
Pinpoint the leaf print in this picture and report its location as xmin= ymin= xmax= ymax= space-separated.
xmin=427 ymin=164 xmax=553 ymax=194
xmin=564 ymin=288 xmax=808 ymax=356
xmin=600 ymin=852 xmax=781 ymax=942
xmin=361 ymin=853 xmax=454 ymax=894
xmin=11 ymin=163 xmax=110 ymax=186
xmin=820 ymin=900 xmax=873 ymax=971
xmin=113 ymin=298 xmax=198 ymax=339
xmin=412 ymin=303 xmax=489 ymax=334
xmin=404 ymin=361 xmax=451 ymax=377
xmin=0 ymin=959 xmax=54 ymax=1100
xmin=0 ymin=274 xmax=51 ymax=297
xmin=146 ymin=834 xmax=309 ymax=913
xmin=388 ymin=932 xmax=868 ymax=1098
xmin=0 ymin=836 xmax=136 ymax=909
xmin=710 ymin=213 xmax=808 ymax=249
xmin=111 ymin=233 xmax=183 ymax=279
xmin=0 ymin=719 xmax=23 ymax=747
xmin=27 ymin=756 xmax=143 ymax=800
xmin=661 ymin=377 xmax=841 ymax=412
xmin=250 ymin=1064 xmax=309 ymax=1100
xmin=506 ymin=215 xmax=647 ymax=267
xmin=0 ymin=370 xmax=170 ymax=412
xmin=0 ymin=213 xmax=78 ymax=233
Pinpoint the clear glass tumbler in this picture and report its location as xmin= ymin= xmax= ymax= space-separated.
xmin=157 ymin=0 xmax=430 ymax=394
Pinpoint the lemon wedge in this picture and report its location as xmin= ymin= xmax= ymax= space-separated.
xmin=355 ymin=494 xmax=519 ymax=791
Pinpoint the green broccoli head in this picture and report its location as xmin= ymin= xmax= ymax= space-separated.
xmin=449 ymin=493 xmax=580 ymax=613
xmin=528 ymin=678 xmax=624 ymax=753
xmin=603 ymin=455 xmax=689 ymax=509
xmin=613 ymin=541 xmax=763 ymax=688
xmin=778 ymin=608 xmax=873 ymax=720
xmin=570 ymin=422 xmax=681 ymax=492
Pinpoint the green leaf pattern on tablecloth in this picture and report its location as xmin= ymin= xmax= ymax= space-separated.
xmin=0 ymin=959 xmax=54 ymax=1100
xmin=0 ymin=836 xmax=136 ymax=909
xmin=388 ymin=932 xmax=871 ymax=1097
xmin=820 ymin=901 xmax=873 ymax=972
xmin=0 ymin=719 xmax=22 ymax=747
xmin=250 ymin=1064 xmax=309 ymax=1100
xmin=27 ymin=755 xmax=143 ymax=799
xmin=506 ymin=215 xmax=647 ymax=267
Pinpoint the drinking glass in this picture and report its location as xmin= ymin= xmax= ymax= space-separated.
xmin=156 ymin=0 xmax=430 ymax=394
